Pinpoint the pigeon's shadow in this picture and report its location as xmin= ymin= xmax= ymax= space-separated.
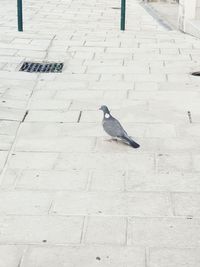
xmin=105 ymin=138 xmax=131 ymax=148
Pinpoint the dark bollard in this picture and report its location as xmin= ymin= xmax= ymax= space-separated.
xmin=17 ymin=0 xmax=23 ymax=31
xmin=120 ymin=0 xmax=126 ymax=31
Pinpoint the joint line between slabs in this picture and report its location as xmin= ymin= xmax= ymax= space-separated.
xmin=77 ymin=111 xmax=82 ymax=123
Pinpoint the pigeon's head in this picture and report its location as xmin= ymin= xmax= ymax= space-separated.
xmin=99 ymin=105 xmax=110 ymax=114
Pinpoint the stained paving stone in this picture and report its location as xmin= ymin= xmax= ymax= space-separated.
xmin=0 ymin=216 xmax=83 ymax=244
xmin=21 ymin=245 xmax=145 ymax=267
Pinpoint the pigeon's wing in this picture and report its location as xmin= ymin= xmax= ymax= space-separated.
xmin=102 ymin=117 xmax=128 ymax=138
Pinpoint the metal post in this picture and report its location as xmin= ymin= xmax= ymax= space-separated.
xmin=17 ymin=0 xmax=23 ymax=31
xmin=120 ymin=0 xmax=126 ymax=31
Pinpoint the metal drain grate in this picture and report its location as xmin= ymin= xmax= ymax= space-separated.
xmin=191 ymin=71 xmax=200 ymax=76
xmin=19 ymin=62 xmax=64 ymax=73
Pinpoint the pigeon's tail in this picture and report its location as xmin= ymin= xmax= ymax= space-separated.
xmin=123 ymin=136 xmax=140 ymax=149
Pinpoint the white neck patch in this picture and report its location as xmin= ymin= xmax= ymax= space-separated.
xmin=105 ymin=113 xmax=110 ymax=118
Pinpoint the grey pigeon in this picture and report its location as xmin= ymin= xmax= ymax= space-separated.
xmin=99 ymin=105 xmax=140 ymax=148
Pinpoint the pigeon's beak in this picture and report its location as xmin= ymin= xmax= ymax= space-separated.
xmin=99 ymin=107 xmax=102 ymax=111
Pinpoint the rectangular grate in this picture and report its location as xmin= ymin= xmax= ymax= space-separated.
xmin=19 ymin=62 xmax=64 ymax=73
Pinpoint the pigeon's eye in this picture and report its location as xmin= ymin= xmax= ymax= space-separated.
xmin=105 ymin=113 xmax=110 ymax=118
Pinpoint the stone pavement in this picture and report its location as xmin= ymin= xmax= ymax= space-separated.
xmin=1 ymin=0 xmax=200 ymax=266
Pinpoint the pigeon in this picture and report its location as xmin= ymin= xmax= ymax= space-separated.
xmin=99 ymin=105 xmax=140 ymax=148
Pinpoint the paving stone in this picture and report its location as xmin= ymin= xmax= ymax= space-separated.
xmin=0 ymin=107 xmax=25 ymax=121
xmin=0 ymin=62 xmax=5 ymax=70
xmin=84 ymin=216 xmax=126 ymax=245
xmin=85 ymin=41 xmax=120 ymax=47
xmin=52 ymin=191 xmax=172 ymax=216
xmin=103 ymin=90 xmax=128 ymax=99
xmin=64 ymin=66 xmax=87 ymax=74
xmin=124 ymin=74 xmax=166 ymax=82
xmin=160 ymin=137 xmax=200 ymax=152
xmin=151 ymin=66 xmax=192 ymax=75
xmin=0 ymin=169 xmax=19 ymax=189
xmin=26 ymin=110 xmax=79 ymax=122
xmin=0 ymin=71 xmax=37 ymax=81
xmin=95 ymin=52 xmax=133 ymax=60
xmin=100 ymin=73 xmax=123 ymax=81
xmin=19 ymin=122 xmax=104 ymax=137
xmin=14 ymin=136 xmax=95 ymax=152
xmin=87 ymin=66 xmax=149 ymax=74
xmin=29 ymin=100 xmax=71 ymax=110
xmin=0 ymin=245 xmax=26 ymax=267
xmin=88 ymin=81 xmax=134 ymax=90
xmin=0 ymin=191 xmax=53 ymax=215
xmin=0 ymin=56 xmax=25 ymax=63
xmin=0 ymin=151 xmax=8 ymax=172
xmin=22 ymin=245 xmax=145 ymax=267
xmin=15 ymin=170 xmax=88 ymax=191
xmin=0 ymin=98 xmax=27 ymax=109
xmin=0 ymin=135 xmax=14 ymax=150
xmin=167 ymin=74 xmax=191 ymax=82
xmin=18 ymin=122 xmax=61 ymax=137
xmin=156 ymin=153 xmax=192 ymax=172
xmin=55 ymin=152 xmax=155 ymax=172
xmin=56 ymin=90 xmax=104 ymax=100
xmin=56 ymin=73 xmax=100 ymax=82
xmin=12 ymin=38 xmax=31 ymax=44
xmin=193 ymin=154 xmax=200 ymax=171
xmin=17 ymin=50 xmax=46 ymax=61
xmin=90 ymin=170 xmax=125 ymax=191
xmin=173 ymin=193 xmax=200 ymax=217
xmin=0 ymin=48 xmax=17 ymax=56
xmin=126 ymin=171 xmax=200 ymax=192
xmin=128 ymin=217 xmax=200 ymax=247
xmin=68 ymin=47 xmax=104 ymax=53
xmin=0 ymin=216 xmax=83 ymax=244
xmin=31 ymin=90 xmax=61 ymax=100
xmin=144 ymin=124 xmax=176 ymax=138
xmin=7 ymin=152 xmax=58 ymax=170
xmin=179 ymin=124 xmax=200 ymax=137
xmin=84 ymin=59 xmax=123 ymax=66
xmin=149 ymin=248 xmax=200 ymax=267
xmin=81 ymin=111 xmax=102 ymax=122
xmin=135 ymin=82 xmax=159 ymax=91
xmin=2 ymin=88 xmax=32 ymax=101
xmin=73 ymin=51 xmax=94 ymax=60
